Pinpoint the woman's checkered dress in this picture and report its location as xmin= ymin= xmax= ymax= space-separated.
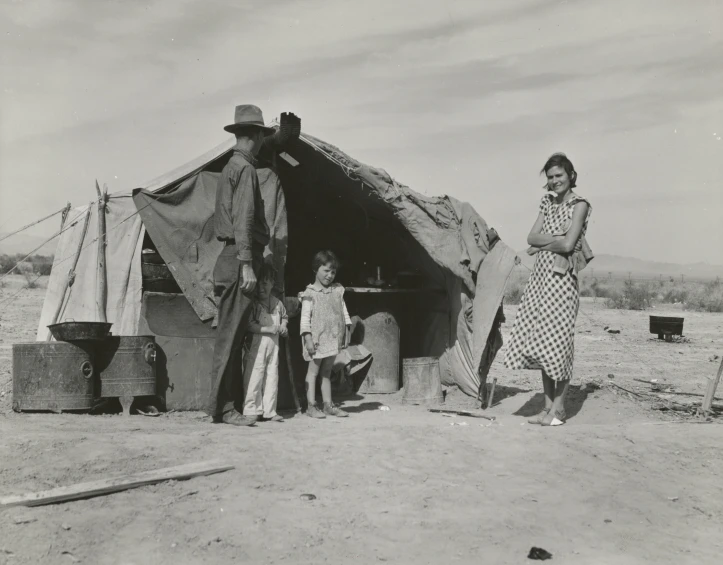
xmin=504 ymin=194 xmax=592 ymax=381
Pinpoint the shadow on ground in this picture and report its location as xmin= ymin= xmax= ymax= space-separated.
xmin=487 ymin=385 xmax=532 ymax=405
xmin=513 ymin=384 xmax=598 ymax=420
xmin=341 ymin=401 xmax=384 ymax=413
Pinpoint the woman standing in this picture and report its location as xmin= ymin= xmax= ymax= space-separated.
xmin=504 ymin=153 xmax=592 ymax=426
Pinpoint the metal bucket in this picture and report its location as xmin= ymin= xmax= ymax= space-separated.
xmin=97 ymin=336 xmax=157 ymax=398
xmin=12 ymin=342 xmax=96 ymax=412
xmin=401 ymin=357 xmax=444 ymax=406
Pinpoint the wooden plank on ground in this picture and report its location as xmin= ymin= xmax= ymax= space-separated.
xmin=428 ymin=408 xmax=496 ymax=421
xmin=0 ymin=460 xmax=234 ymax=508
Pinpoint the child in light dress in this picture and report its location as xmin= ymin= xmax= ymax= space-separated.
xmin=299 ymin=250 xmax=351 ymax=419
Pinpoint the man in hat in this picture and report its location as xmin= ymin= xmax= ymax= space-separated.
xmin=207 ymin=104 xmax=275 ymax=426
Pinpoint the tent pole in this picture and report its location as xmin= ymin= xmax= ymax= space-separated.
xmin=95 ymin=181 xmax=108 ymax=323
xmin=47 ymin=204 xmax=91 ymax=340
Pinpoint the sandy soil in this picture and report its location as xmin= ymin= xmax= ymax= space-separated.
xmin=1 ymin=278 xmax=722 ymax=565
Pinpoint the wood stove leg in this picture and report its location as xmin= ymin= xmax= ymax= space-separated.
xmin=119 ymin=395 xmax=133 ymax=417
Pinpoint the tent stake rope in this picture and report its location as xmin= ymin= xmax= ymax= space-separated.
xmin=0 ymin=206 xmax=95 ymax=313
xmin=0 ymin=191 xmax=174 ymax=313
xmin=0 ymin=206 xmax=68 ymax=246
xmin=0 ymin=207 xmax=90 ymax=284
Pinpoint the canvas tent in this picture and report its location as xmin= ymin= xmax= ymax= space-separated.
xmin=37 ymin=126 xmax=518 ymax=406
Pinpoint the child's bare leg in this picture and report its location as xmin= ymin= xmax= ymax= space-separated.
xmin=305 ymin=359 xmax=322 ymax=405
xmin=320 ymin=357 xmax=348 ymax=417
xmin=319 ymin=357 xmax=335 ymax=405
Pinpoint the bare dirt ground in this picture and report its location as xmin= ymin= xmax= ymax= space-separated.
xmin=1 ymin=277 xmax=722 ymax=565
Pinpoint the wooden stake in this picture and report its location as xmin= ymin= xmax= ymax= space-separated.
xmin=486 ymin=377 xmax=497 ymax=409
xmin=284 ymin=337 xmax=302 ymax=412
xmin=60 ymin=202 xmax=72 ymax=229
xmin=95 ymin=181 xmax=108 ymax=323
xmin=0 ymin=460 xmax=234 ymax=508
xmin=701 ymin=357 xmax=723 ymax=414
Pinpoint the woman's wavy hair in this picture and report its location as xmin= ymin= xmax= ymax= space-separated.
xmin=541 ymin=152 xmax=577 ymax=189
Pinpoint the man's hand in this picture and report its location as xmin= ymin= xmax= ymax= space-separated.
xmin=304 ymin=334 xmax=316 ymax=357
xmin=279 ymin=324 xmax=289 ymax=338
xmin=240 ymin=262 xmax=257 ymax=293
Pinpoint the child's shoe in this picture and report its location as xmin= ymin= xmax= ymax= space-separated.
xmin=306 ymin=403 xmax=326 ymax=419
xmin=323 ymin=402 xmax=349 ymax=418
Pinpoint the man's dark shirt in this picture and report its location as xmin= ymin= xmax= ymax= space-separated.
xmin=214 ymin=148 xmax=270 ymax=262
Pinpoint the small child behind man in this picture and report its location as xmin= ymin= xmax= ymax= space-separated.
xmin=242 ymin=263 xmax=288 ymax=423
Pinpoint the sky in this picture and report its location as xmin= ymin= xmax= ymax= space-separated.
xmin=1 ymin=0 xmax=721 ymax=264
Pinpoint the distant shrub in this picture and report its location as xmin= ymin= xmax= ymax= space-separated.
xmin=23 ymin=272 xmax=38 ymax=290
xmin=0 ymin=253 xmax=53 ymax=276
xmin=684 ymin=280 xmax=723 ymax=313
xmin=605 ymin=280 xmax=654 ymax=310
xmin=580 ymin=278 xmax=615 ymax=299
xmin=661 ymin=287 xmax=689 ymax=304
xmin=604 ymin=290 xmax=625 ymax=309
xmin=34 ymin=262 xmax=53 ymax=276
xmin=0 ymin=254 xmax=17 ymax=274
xmin=579 ymin=283 xmax=595 ymax=298
xmin=504 ymin=280 xmax=525 ymax=305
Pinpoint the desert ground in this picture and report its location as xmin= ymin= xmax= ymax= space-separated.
xmin=1 ymin=276 xmax=722 ymax=565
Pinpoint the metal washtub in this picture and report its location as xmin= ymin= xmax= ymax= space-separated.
xmin=12 ymin=342 xmax=96 ymax=413
xmin=96 ymin=336 xmax=157 ymax=399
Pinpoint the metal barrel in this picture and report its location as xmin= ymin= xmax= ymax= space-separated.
xmin=12 ymin=342 xmax=96 ymax=412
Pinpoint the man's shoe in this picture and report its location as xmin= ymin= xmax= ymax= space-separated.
xmin=323 ymin=402 xmax=349 ymax=418
xmin=221 ymin=410 xmax=257 ymax=426
xmin=305 ymin=403 xmax=326 ymax=419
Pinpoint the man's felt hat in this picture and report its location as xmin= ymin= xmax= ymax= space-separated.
xmin=223 ymin=104 xmax=275 ymax=134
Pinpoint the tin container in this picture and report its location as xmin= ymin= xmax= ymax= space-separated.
xmin=12 ymin=342 xmax=96 ymax=412
xmin=97 ymin=336 xmax=157 ymax=398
